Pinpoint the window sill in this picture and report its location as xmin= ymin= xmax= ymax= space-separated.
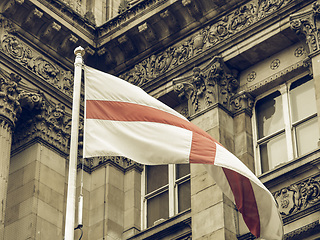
xmin=127 ymin=209 xmax=191 ymax=240
xmin=258 ymin=148 xmax=320 ymax=188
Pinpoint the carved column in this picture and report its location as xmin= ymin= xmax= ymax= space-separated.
xmin=290 ymin=1 xmax=320 ymax=146
xmin=173 ymin=57 xmax=239 ymax=239
xmin=0 ymin=71 xmax=21 ymax=239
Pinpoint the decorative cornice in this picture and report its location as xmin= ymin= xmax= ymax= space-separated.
xmin=290 ymin=1 xmax=320 ymax=55
xmin=119 ymin=0 xmax=294 ymax=87
xmin=172 ymin=56 xmax=239 ymax=116
xmin=247 ymin=59 xmax=306 ymax=93
xmin=238 ymin=221 xmax=320 ymax=240
xmin=284 ymin=220 xmax=320 ymax=239
xmin=80 ymin=156 xmax=144 ymax=174
xmin=0 ymin=17 xmax=74 ymax=97
xmin=97 ymin=0 xmax=169 ymax=36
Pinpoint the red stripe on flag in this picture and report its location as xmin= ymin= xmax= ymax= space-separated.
xmin=86 ymin=100 xmax=216 ymax=164
xmin=223 ymin=168 xmax=260 ymax=238
xmin=190 ymin=132 xmax=216 ymax=164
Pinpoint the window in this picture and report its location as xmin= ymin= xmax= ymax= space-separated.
xmin=142 ymin=164 xmax=191 ymax=228
xmin=254 ymin=77 xmax=319 ymax=174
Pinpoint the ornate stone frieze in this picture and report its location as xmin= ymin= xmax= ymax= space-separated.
xmin=120 ymin=0 xmax=293 ymax=87
xmin=274 ymin=175 xmax=320 ymax=218
xmin=290 ymin=1 xmax=320 ymax=55
xmin=13 ymin=94 xmax=72 ymax=154
xmin=81 ymin=156 xmax=144 ymax=173
xmin=173 ymin=57 xmax=239 ymax=115
xmin=0 ymin=69 xmax=22 ymax=127
xmin=0 ymin=17 xmax=74 ymax=97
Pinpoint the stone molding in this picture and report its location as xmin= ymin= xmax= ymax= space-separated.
xmin=247 ymin=59 xmax=307 ymax=93
xmin=80 ymin=156 xmax=144 ymax=174
xmin=274 ymin=174 xmax=320 ymax=224
xmin=284 ymin=220 xmax=320 ymax=239
xmin=0 ymin=17 xmax=74 ymax=98
xmin=238 ymin=220 xmax=320 ymax=240
xmin=173 ymin=56 xmax=239 ymax=116
xmin=290 ymin=1 xmax=320 ymax=55
xmin=119 ymin=0 xmax=294 ymax=87
xmin=98 ymin=0 xmax=169 ymax=36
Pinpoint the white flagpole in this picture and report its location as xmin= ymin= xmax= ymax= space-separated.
xmin=64 ymin=46 xmax=84 ymax=240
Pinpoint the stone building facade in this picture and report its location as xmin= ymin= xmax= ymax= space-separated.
xmin=0 ymin=0 xmax=320 ymax=239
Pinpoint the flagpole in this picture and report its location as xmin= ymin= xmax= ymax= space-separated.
xmin=64 ymin=46 xmax=84 ymax=240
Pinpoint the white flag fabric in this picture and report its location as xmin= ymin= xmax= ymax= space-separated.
xmin=83 ymin=66 xmax=283 ymax=239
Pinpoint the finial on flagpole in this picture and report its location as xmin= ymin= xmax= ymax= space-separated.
xmin=74 ymin=46 xmax=85 ymax=57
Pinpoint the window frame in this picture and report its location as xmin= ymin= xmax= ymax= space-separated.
xmin=141 ymin=164 xmax=191 ymax=229
xmin=253 ymin=74 xmax=318 ymax=175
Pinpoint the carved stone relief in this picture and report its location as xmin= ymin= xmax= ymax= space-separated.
xmin=0 ymin=70 xmax=22 ymax=128
xmin=82 ymin=156 xmax=143 ymax=173
xmin=13 ymin=94 xmax=72 ymax=154
xmin=274 ymin=175 xmax=320 ymax=217
xmin=290 ymin=1 xmax=320 ymax=55
xmin=230 ymin=92 xmax=254 ymax=115
xmin=120 ymin=0 xmax=293 ymax=87
xmin=0 ymin=66 xmax=72 ymax=154
xmin=173 ymin=57 xmax=239 ymax=115
xmin=0 ymin=17 xmax=74 ymax=97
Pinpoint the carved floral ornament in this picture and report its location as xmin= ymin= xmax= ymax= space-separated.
xmin=13 ymin=95 xmax=72 ymax=154
xmin=274 ymin=175 xmax=320 ymax=217
xmin=81 ymin=155 xmax=143 ymax=173
xmin=172 ymin=57 xmax=241 ymax=115
xmin=0 ymin=17 xmax=74 ymax=97
xmin=0 ymin=67 xmax=72 ymax=153
xmin=0 ymin=71 xmax=22 ymax=128
xmin=290 ymin=1 xmax=320 ymax=55
xmin=119 ymin=0 xmax=294 ymax=87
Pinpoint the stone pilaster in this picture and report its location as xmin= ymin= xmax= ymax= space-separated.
xmin=173 ymin=57 xmax=239 ymax=239
xmin=0 ymin=70 xmax=21 ymax=240
xmin=230 ymin=92 xmax=255 ymax=172
xmin=290 ymin=1 xmax=320 ymax=145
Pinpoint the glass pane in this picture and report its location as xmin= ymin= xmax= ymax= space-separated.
xmin=296 ymin=117 xmax=319 ymax=156
xmin=290 ymin=78 xmax=317 ymax=122
xmin=176 ymin=164 xmax=190 ymax=179
xmin=260 ymin=134 xmax=287 ymax=173
xmin=147 ymin=191 xmax=169 ymax=227
xmin=256 ymin=91 xmax=284 ymax=139
xmin=146 ymin=165 xmax=168 ymax=193
xmin=178 ymin=180 xmax=191 ymax=212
